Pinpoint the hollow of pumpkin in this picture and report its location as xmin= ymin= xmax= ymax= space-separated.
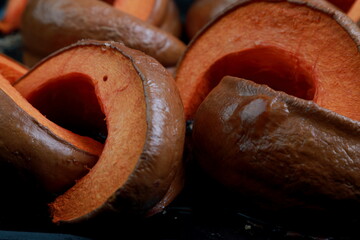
xmin=0 ymin=71 xmax=101 ymax=195
xmin=14 ymin=40 xmax=185 ymax=223
xmin=176 ymin=0 xmax=360 ymax=121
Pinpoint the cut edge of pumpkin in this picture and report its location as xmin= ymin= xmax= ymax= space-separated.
xmin=36 ymin=42 xmax=148 ymax=223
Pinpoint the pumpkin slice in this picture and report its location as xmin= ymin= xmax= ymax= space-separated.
xmin=193 ymin=76 xmax=360 ymax=220
xmin=21 ymin=0 xmax=185 ymax=67
xmin=176 ymin=0 xmax=360 ymax=121
xmin=0 ymin=53 xmax=27 ymax=84
xmin=0 ymin=71 xmax=101 ymax=194
xmin=14 ymin=40 xmax=185 ymax=223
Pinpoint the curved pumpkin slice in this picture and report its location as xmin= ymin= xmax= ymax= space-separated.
xmin=15 ymin=40 xmax=185 ymax=223
xmin=21 ymin=0 xmax=185 ymax=67
xmin=0 ymin=53 xmax=27 ymax=84
xmin=193 ymin=76 xmax=360 ymax=217
xmin=176 ymin=0 xmax=360 ymax=121
xmin=0 ymin=73 xmax=101 ymax=194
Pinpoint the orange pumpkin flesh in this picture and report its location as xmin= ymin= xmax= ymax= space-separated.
xmin=0 ymin=53 xmax=28 ymax=84
xmin=48 ymin=48 xmax=147 ymax=223
xmin=176 ymin=0 xmax=360 ymax=121
xmin=13 ymin=40 xmax=185 ymax=223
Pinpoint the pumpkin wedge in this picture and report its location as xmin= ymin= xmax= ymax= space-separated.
xmin=0 ymin=53 xmax=27 ymax=84
xmin=0 ymin=72 xmax=101 ymax=194
xmin=21 ymin=0 xmax=185 ymax=67
xmin=14 ymin=40 xmax=185 ymax=223
xmin=193 ymin=76 xmax=360 ymax=218
xmin=177 ymin=0 xmax=360 ymax=121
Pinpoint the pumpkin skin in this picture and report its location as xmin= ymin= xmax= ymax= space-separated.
xmin=193 ymin=76 xmax=360 ymax=218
